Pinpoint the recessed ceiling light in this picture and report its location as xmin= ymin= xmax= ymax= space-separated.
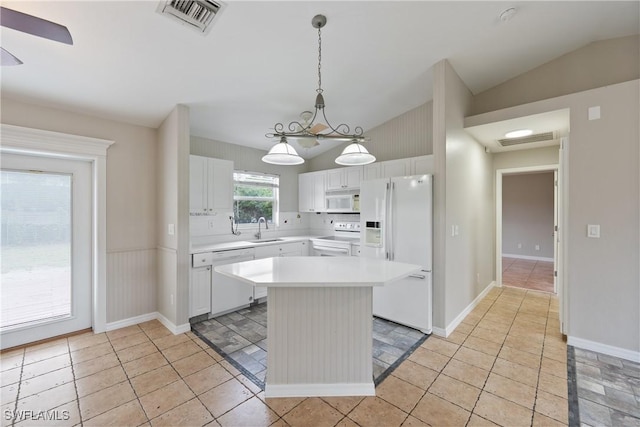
xmin=505 ymin=129 xmax=533 ymax=138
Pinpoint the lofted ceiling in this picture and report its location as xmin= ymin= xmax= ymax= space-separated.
xmin=1 ymin=1 xmax=638 ymax=159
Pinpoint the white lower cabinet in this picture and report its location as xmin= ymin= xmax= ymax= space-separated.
xmin=253 ymin=241 xmax=309 ymax=299
xmin=190 ymin=266 xmax=212 ymax=317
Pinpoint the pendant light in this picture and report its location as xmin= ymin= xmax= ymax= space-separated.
xmin=264 ymin=14 xmax=375 ymax=166
xmin=262 ymin=137 xmax=304 ymax=165
xmin=335 ymin=140 xmax=376 ymax=166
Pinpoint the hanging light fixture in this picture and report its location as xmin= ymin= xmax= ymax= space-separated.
xmin=262 ymin=136 xmax=304 ymax=165
xmin=264 ymin=14 xmax=375 ymax=166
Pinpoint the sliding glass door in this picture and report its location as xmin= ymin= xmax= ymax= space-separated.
xmin=1 ymin=153 xmax=91 ymax=348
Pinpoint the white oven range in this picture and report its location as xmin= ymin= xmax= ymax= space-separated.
xmin=310 ymin=221 xmax=360 ymax=257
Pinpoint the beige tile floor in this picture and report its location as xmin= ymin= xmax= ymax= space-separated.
xmin=0 ymin=286 xmax=568 ymax=426
xmin=502 ymin=257 xmax=555 ymax=294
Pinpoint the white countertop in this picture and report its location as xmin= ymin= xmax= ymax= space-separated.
xmin=214 ymin=256 xmax=421 ymax=287
xmin=190 ymin=235 xmax=316 ymax=254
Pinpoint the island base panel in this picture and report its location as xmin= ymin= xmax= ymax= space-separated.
xmin=265 ymin=286 xmax=374 ymax=398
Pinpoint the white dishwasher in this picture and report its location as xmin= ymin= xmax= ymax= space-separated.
xmin=210 ymin=248 xmax=255 ymax=316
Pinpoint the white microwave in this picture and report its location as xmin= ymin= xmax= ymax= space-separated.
xmin=326 ymin=193 xmax=359 ymax=212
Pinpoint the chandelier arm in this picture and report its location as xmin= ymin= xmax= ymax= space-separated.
xmin=319 ymin=107 xmax=365 ymax=138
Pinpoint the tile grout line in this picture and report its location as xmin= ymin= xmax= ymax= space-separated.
xmin=9 ymin=349 xmax=25 ymax=427
xmin=464 ymin=286 xmax=522 ymax=427
xmin=528 ymin=293 xmax=551 ymax=427
xmin=66 ymin=338 xmax=84 ymax=427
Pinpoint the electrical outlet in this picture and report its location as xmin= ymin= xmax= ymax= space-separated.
xmin=517 ymin=243 xmax=522 ymax=249
xmin=168 ymin=223 xmax=175 ymax=236
xmin=535 ymin=245 xmax=540 ymax=251
xmin=208 ymin=220 xmax=215 ymax=229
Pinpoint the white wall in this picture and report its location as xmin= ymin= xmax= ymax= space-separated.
xmin=433 ymin=60 xmax=494 ymax=331
xmin=308 ymin=101 xmax=433 ymax=172
xmin=156 ymin=105 xmax=191 ymax=331
xmin=502 ymin=172 xmax=555 ymax=259
xmin=472 ymin=35 xmax=640 ymax=114
xmin=493 ymin=146 xmax=559 ymax=171
xmin=0 ymin=98 xmax=158 ymax=324
xmin=465 ymin=80 xmax=640 ymax=356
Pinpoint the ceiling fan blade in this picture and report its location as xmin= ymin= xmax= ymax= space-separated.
xmin=0 ymin=7 xmax=73 ymax=45
xmin=309 ymin=123 xmax=328 ymax=134
xmin=1 ymin=47 xmax=22 ymax=66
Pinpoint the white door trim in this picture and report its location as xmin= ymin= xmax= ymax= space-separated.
xmin=1 ymin=124 xmax=114 ymax=334
xmin=496 ymin=164 xmax=559 ymax=288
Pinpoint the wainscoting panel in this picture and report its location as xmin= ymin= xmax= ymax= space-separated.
xmin=106 ymin=248 xmax=157 ymax=323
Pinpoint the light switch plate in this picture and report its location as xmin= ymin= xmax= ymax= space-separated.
xmin=588 ymin=106 xmax=601 ymax=120
xmin=587 ymin=224 xmax=600 ymax=238
xmin=168 ymin=223 xmax=175 ymax=236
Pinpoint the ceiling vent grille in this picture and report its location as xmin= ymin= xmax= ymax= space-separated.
xmin=498 ymin=131 xmax=555 ymax=147
xmin=157 ymin=0 xmax=225 ymax=35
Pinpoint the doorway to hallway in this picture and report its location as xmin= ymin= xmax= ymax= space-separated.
xmin=502 ymin=257 xmax=554 ymax=293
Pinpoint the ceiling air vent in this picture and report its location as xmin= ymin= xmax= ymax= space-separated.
xmin=157 ymin=0 xmax=225 ymax=35
xmin=498 ymin=131 xmax=555 ymax=147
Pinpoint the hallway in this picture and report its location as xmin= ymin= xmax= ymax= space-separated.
xmin=502 ymin=257 xmax=555 ymax=293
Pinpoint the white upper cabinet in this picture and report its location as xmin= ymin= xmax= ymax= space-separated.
xmin=298 ymin=170 xmax=326 ymax=212
xmin=411 ymin=155 xmax=434 ymax=174
xmin=363 ymin=155 xmax=433 ymax=180
xmin=326 ymin=166 xmax=362 ymax=191
xmin=189 ymin=155 xmax=233 ymax=214
xmin=364 ymin=158 xmax=411 ymax=179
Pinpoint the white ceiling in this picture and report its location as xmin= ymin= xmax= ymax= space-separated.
xmin=1 ymin=1 xmax=638 ymax=159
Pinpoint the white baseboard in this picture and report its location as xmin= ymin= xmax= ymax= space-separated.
xmin=106 ymin=312 xmax=190 ymax=335
xmin=156 ymin=312 xmax=191 ymax=335
xmin=433 ymin=281 xmax=497 ymax=338
xmin=503 ymin=253 xmax=554 ymax=262
xmin=265 ymin=382 xmax=375 ymax=398
xmin=105 ymin=312 xmax=157 ymax=331
xmin=568 ymin=336 xmax=640 ymax=363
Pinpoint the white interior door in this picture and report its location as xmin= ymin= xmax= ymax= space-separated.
xmin=1 ymin=153 xmax=92 ymax=348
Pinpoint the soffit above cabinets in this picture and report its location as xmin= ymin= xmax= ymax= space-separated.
xmin=464 ymin=109 xmax=570 ymax=153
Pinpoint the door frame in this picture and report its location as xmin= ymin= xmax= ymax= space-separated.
xmin=496 ymin=164 xmax=560 ymax=290
xmin=1 ymin=124 xmax=113 ymax=338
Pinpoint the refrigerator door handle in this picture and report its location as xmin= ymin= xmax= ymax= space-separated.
xmin=388 ymin=181 xmax=394 ymax=261
xmin=409 ymin=274 xmax=426 ymax=280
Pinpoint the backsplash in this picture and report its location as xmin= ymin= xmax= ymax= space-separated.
xmin=190 ymin=211 xmax=360 ymax=246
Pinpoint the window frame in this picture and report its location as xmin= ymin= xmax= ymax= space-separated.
xmin=232 ymin=170 xmax=280 ymax=227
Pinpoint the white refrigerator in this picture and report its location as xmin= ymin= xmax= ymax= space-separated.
xmin=360 ymin=175 xmax=433 ymax=333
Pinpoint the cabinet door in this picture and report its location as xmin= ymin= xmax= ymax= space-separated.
xmin=364 ymin=163 xmax=381 ymax=181
xmin=207 ymin=158 xmax=234 ymax=212
xmin=298 ymin=173 xmax=314 ymax=212
xmin=381 ymin=158 xmax=411 ymax=178
xmin=326 ymin=169 xmax=344 ymax=191
xmin=211 ymin=270 xmax=253 ymax=316
xmin=190 ymin=266 xmax=211 ymax=317
xmin=279 ymin=241 xmax=306 ymax=256
xmin=254 ymin=244 xmax=280 ymax=259
xmin=189 ymin=155 xmax=208 ymax=214
xmin=411 ymin=155 xmax=434 ymax=175
xmin=344 ymin=167 xmax=362 ymax=189
xmin=312 ymin=172 xmax=326 ymax=212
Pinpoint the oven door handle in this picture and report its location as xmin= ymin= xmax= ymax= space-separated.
xmin=313 ymin=245 xmax=350 ymax=254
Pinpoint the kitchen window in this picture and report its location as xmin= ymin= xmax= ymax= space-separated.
xmin=233 ymin=171 xmax=279 ymax=225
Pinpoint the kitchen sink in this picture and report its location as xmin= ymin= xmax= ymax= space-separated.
xmin=249 ymin=238 xmax=284 ymax=243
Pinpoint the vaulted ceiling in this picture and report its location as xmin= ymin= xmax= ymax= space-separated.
xmin=1 ymin=1 xmax=638 ymax=158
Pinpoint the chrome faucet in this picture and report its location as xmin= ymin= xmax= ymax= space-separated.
xmin=255 ymin=217 xmax=268 ymax=239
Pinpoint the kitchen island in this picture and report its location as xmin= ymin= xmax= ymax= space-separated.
xmin=214 ymin=256 xmax=421 ymax=398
